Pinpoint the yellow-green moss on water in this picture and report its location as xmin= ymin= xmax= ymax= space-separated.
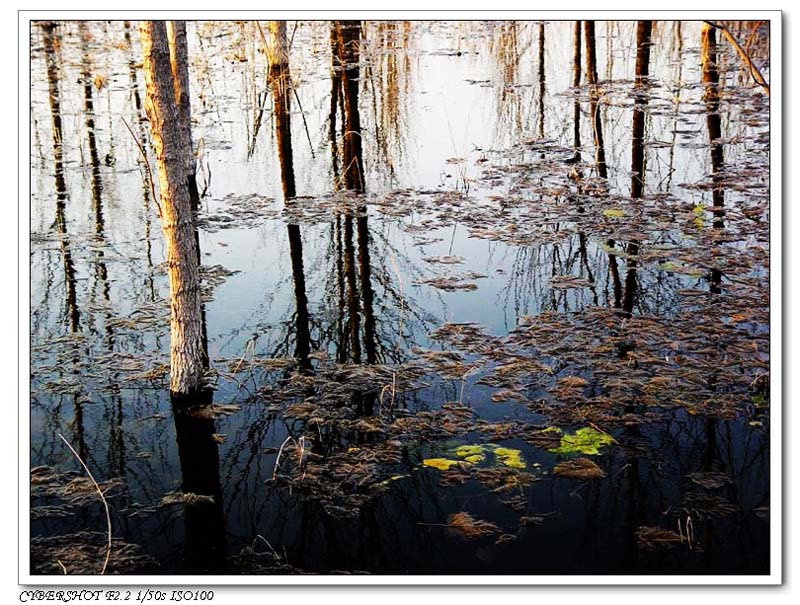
xmin=422 ymin=458 xmax=461 ymax=470
xmin=494 ymin=447 xmax=526 ymax=469
xmin=424 ymin=443 xmax=528 ymax=471
xmin=548 ymin=427 xmax=615 ymax=456
xmin=454 ymin=445 xmax=485 ymax=459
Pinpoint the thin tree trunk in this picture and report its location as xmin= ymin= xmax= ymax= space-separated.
xmin=288 ymin=225 xmax=312 ymax=371
xmin=622 ymin=21 xmax=652 ymax=317
xmin=267 ymin=22 xmax=313 ymax=371
xmin=335 ymin=20 xmax=364 ymax=192
xmin=78 ymin=23 xmax=110 ymax=306
xmin=572 ymin=21 xmax=582 ymax=153
xmin=42 ymin=22 xmax=80 ymax=333
xmin=630 ymin=20 xmax=652 ymax=200
xmin=702 ymin=22 xmax=725 ymax=228
xmin=166 ymin=21 xmax=199 ymax=209
xmin=584 ymin=21 xmax=607 ymax=179
xmin=329 ymin=23 xmax=342 ymax=181
xmin=343 ymin=215 xmax=361 ymax=363
xmin=269 ymin=21 xmax=295 ymax=200
xmin=357 ymin=215 xmax=376 ymax=365
xmin=538 ymin=21 xmax=546 ymax=139
xmin=140 ymin=20 xmax=207 ymax=396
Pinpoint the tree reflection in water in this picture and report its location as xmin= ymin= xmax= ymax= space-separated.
xmin=28 ymin=20 xmax=771 ymax=576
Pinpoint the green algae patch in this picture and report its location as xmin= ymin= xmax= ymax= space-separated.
xmin=446 ymin=443 xmax=527 ymax=469
xmin=693 ymin=203 xmax=706 ymax=229
xmin=494 ymin=447 xmax=526 ymax=469
xmin=423 ymin=458 xmax=461 ymax=470
xmin=602 ymin=208 xmax=626 ymax=219
xmin=549 ymin=427 xmax=615 ymax=456
xmin=453 ymin=444 xmax=488 ymax=465
xmin=454 ymin=445 xmax=485 ymax=459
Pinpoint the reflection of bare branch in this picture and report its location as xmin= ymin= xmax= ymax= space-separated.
xmin=704 ymin=21 xmax=770 ymax=95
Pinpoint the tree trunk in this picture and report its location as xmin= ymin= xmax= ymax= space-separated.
xmin=538 ymin=21 xmax=546 ymax=139
xmin=139 ymin=20 xmax=207 ymax=396
xmin=42 ymin=22 xmax=80 ymax=333
xmin=702 ymin=22 xmax=725 ymax=227
xmin=268 ymin=21 xmax=296 ymax=200
xmin=335 ymin=20 xmax=364 ymax=192
xmin=630 ymin=20 xmax=652 ymax=200
xmin=572 ymin=21 xmax=582 ymax=153
xmin=166 ymin=21 xmax=199 ymax=210
xmin=584 ymin=21 xmax=607 ymax=179
xmin=343 ymin=215 xmax=361 ymax=363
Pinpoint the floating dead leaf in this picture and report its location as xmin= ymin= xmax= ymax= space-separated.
xmin=636 ymin=526 xmax=685 ymax=550
xmin=687 ymin=472 xmax=732 ymax=490
xmin=446 ymin=512 xmax=501 ymax=538
xmin=553 ymin=457 xmax=605 ymax=480
xmin=159 ymin=491 xmax=215 ymax=507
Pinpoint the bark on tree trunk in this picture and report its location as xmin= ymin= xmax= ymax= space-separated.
xmin=139 ymin=20 xmax=207 ymax=396
xmin=269 ymin=21 xmax=296 ymax=200
xmin=166 ymin=21 xmax=199 ymax=210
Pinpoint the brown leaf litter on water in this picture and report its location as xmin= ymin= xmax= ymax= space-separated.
xmin=446 ymin=512 xmax=501 ymax=538
xmin=553 ymin=457 xmax=605 ymax=480
xmin=30 ymin=532 xmax=157 ymax=574
xmin=636 ymin=526 xmax=685 ymax=551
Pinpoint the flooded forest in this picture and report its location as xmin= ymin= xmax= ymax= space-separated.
xmin=29 ymin=20 xmax=771 ymax=576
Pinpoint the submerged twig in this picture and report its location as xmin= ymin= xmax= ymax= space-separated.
xmin=58 ymin=433 xmax=112 ymax=575
xmin=120 ymin=116 xmax=161 ymax=218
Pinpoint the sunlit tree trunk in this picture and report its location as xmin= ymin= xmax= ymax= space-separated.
xmin=139 ymin=20 xmax=206 ymax=396
xmin=166 ymin=21 xmax=199 ymax=210
xmin=269 ymin=21 xmax=295 ymax=199
xmin=584 ymin=21 xmax=607 ymax=179
xmin=267 ymin=21 xmax=313 ymax=371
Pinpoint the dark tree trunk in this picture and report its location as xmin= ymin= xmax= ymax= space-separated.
xmin=42 ymin=22 xmax=80 ymax=333
xmin=171 ymin=391 xmax=227 ymax=573
xmin=572 ymin=21 xmax=582 ymax=153
xmin=584 ymin=21 xmax=607 ymax=179
xmin=630 ymin=20 xmax=652 ymax=200
xmin=702 ymin=22 xmax=725 ymax=228
xmin=538 ymin=21 xmax=546 ymax=139
xmin=335 ymin=20 xmax=364 ymax=192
